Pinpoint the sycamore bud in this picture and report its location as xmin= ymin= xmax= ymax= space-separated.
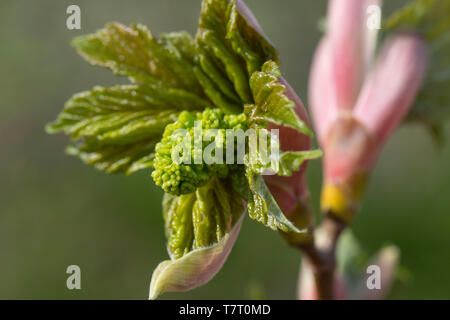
xmin=309 ymin=0 xmax=428 ymax=223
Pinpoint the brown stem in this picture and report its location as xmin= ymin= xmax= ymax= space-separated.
xmin=297 ymin=213 xmax=346 ymax=300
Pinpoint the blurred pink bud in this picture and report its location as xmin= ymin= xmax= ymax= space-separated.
xmin=309 ymin=0 xmax=428 ymax=217
xmin=353 ymin=33 xmax=429 ymax=152
xmin=321 ymin=33 xmax=427 ymax=183
xmin=309 ymin=38 xmax=338 ymax=146
xmin=322 ymin=117 xmax=374 ymax=182
xmin=327 ymin=0 xmax=366 ymax=111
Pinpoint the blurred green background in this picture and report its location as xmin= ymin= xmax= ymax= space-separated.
xmin=0 ymin=0 xmax=449 ymax=299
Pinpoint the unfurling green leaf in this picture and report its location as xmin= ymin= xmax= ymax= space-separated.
xmin=246 ymin=61 xmax=313 ymax=136
xmin=149 ymin=177 xmax=244 ymax=299
xmin=65 ymin=141 xmax=156 ymax=175
xmin=226 ymin=0 xmax=278 ymax=76
xmin=149 ymin=213 xmax=244 ymax=300
xmin=274 ymin=150 xmax=323 ymax=177
xmin=46 ymin=84 xmax=209 ymax=174
xmin=384 ymin=0 xmax=450 ymax=141
xmin=232 ymin=167 xmax=305 ymax=233
xmin=72 ymin=23 xmax=203 ymax=93
xmin=195 ymin=0 xmax=279 ymax=113
xmin=163 ymin=177 xmax=244 ymax=260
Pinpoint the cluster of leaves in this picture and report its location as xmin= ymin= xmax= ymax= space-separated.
xmin=384 ymin=0 xmax=450 ymax=142
xmin=47 ymin=0 xmax=322 ymax=299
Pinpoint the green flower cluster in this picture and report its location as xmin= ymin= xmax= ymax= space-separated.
xmin=152 ymin=108 xmax=247 ymax=195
